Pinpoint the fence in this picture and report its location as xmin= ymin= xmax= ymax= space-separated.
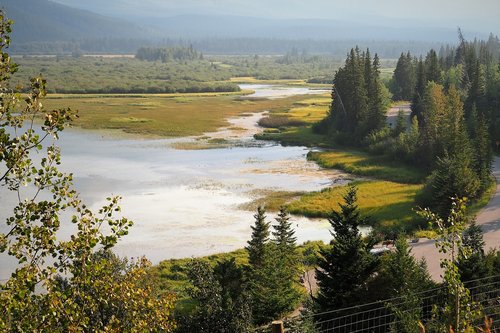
xmin=253 ymin=274 xmax=500 ymax=333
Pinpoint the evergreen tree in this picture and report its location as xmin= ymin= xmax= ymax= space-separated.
xmin=419 ymin=152 xmax=480 ymax=218
xmin=246 ymin=206 xmax=270 ymax=268
xmin=366 ymin=53 xmax=387 ymax=132
xmin=184 ymin=259 xmax=252 ymax=333
xmin=273 ymin=207 xmax=297 ymax=251
xmin=246 ymin=207 xmax=301 ymax=325
xmin=418 ymin=82 xmax=446 ymax=167
xmin=469 ymin=107 xmax=493 ymax=189
xmin=425 ymin=49 xmax=441 ymax=83
xmin=442 ymin=86 xmax=471 ymax=156
xmin=392 ymin=51 xmax=416 ymax=100
xmin=328 ymin=47 xmax=387 ymax=143
xmin=379 ymin=238 xmax=434 ymax=333
xmin=411 ymin=57 xmax=427 ymax=123
xmin=314 ymin=185 xmax=379 ymax=313
xmin=271 ymin=207 xmax=301 ymax=316
xmin=392 ymin=109 xmax=408 ymax=137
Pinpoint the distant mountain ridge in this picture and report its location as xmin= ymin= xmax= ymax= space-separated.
xmin=1 ymin=0 xmax=147 ymax=43
xmin=140 ymin=14 xmax=464 ymax=42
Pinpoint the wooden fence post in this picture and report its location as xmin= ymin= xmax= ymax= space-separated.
xmin=272 ymin=320 xmax=284 ymax=333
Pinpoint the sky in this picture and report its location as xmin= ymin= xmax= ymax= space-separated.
xmin=52 ymin=0 xmax=500 ymax=33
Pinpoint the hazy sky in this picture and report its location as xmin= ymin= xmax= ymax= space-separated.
xmin=52 ymin=0 xmax=500 ymax=32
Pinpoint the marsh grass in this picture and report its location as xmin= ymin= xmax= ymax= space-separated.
xmin=308 ymin=150 xmax=425 ymax=184
xmin=238 ymin=190 xmax=306 ymax=212
xmin=287 ymin=180 xmax=424 ymax=230
xmin=45 ymin=94 xmax=308 ymax=137
xmin=255 ymin=126 xmax=330 ymax=147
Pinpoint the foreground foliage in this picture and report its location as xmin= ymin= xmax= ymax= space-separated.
xmin=0 ymin=12 xmax=175 ymax=332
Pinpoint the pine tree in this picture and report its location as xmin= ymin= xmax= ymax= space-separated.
xmin=328 ymin=47 xmax=387 ymax=143
xmin=425 ymin=49 xmax=442 ymax=83
xmin=273 ymin=206 xmax=297 ymax=253
xmin=379 ymin=238 xmax=434 ymax=333
xmin=247 ymin=207 xmax=301 ymax=324
xmin=418 ymin=82 xmax=446 ymax=167
xmin=469 ymin=107 xmax=493 ymax=189
xmin=185 ymin=259 xmax=252 ymax=333
xmin=392 ymin=51 xmax=416 ymax=100
xmin=411 ymin=57 xmax=427 ymax=123
xmin=246 ymin=206 xmax=270 ymax=268
xmin=314 ymin=185 xmax=379 ymax=313
xmin=367 ymin=53 xmax=387 ymax=132
xmin=419 ymin=152 xmax=480 ymax=218
xmin=271 ymin=207 xmax=301 ymax=316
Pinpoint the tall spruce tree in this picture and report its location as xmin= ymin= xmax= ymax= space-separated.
xmin=392 ymin=51 xmax=416 ymax=100
xmin=246 ymin=207 xmax=301 ymax=325
xmin=425 ymin=49 xmax=442 ymax=83
xmin=273 ymin=207 xmax=297 ymax=253
xmin=418 ymin=82 xmax=446 ymax=167
xmin=246 ymin=206 xmax=270 ymax=268
xmin=314 ymin=185 xmax=379 ymax=313
xmin=420 ymin=152 xmax=480 ymax=218
xmin=366 ymin=53 xmax=387 ymax=132
xmin=469 ymin=107 xmax=493 ymax=189
xmin=378 ymin=238 xmax=434 ymax=333
xmin=329 ymin=47 xmax=386 ymax=143
xmin=411 ymin=57 xmax=427 ymax=123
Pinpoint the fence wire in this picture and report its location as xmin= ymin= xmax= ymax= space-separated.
xmin=253 ymin=274 xmax=500 ymax=333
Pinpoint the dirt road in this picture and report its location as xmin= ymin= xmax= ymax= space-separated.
xmin=411 ymin=156 xmax=500 ymax=281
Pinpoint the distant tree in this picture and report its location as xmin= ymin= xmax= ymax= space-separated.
xmin=328 ymin=48 xmax=388 ymax=143
xmin=365 ymin=53 xmax=388 ymax=132
xmin=392 ymin=51 xmax=416 ymax=100
xmin=392 ymin=109 xmax=408 ymax=137
xmin=417 ymin=82 xmax=447 ymax=166
xmin=469 ymin=107 xmax=493 ymax=189
xmin=314 ymin=185 xmax=379 ymax=313
xmin=425 ymin=49 xmax=442 ymax=83
xmin=411 ymin=57 xmax=427 ymax=123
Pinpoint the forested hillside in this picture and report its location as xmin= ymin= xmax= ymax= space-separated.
xmin=1 ymin=0 xmax=145 ymax=44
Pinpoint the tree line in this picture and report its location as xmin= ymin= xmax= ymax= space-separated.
xmin=135 ymin=46 xmax=203 ymax=62
xmin=316 ymin=31 xmax=499 ymax=218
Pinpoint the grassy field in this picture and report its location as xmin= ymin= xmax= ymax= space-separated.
xmin=307 ymin=150 xmax=425 ymax=184
xmin=44 ymin=93 xmax=307 ymax=137
xmin=287 ymin=181 xmax=424 ymax=231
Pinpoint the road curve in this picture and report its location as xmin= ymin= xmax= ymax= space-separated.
xmin=411 ymin=156 xmax=500 ymax=281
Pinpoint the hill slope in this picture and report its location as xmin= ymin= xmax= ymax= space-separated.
xmin=1 ymin=0 xmax=146 ymax=43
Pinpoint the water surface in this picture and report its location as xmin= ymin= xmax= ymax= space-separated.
xmin=1 ymin=85 xmax=357 ymax=279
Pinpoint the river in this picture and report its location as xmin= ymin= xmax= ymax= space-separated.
xmin=0 ymin=84 xmax=363 ymax=280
